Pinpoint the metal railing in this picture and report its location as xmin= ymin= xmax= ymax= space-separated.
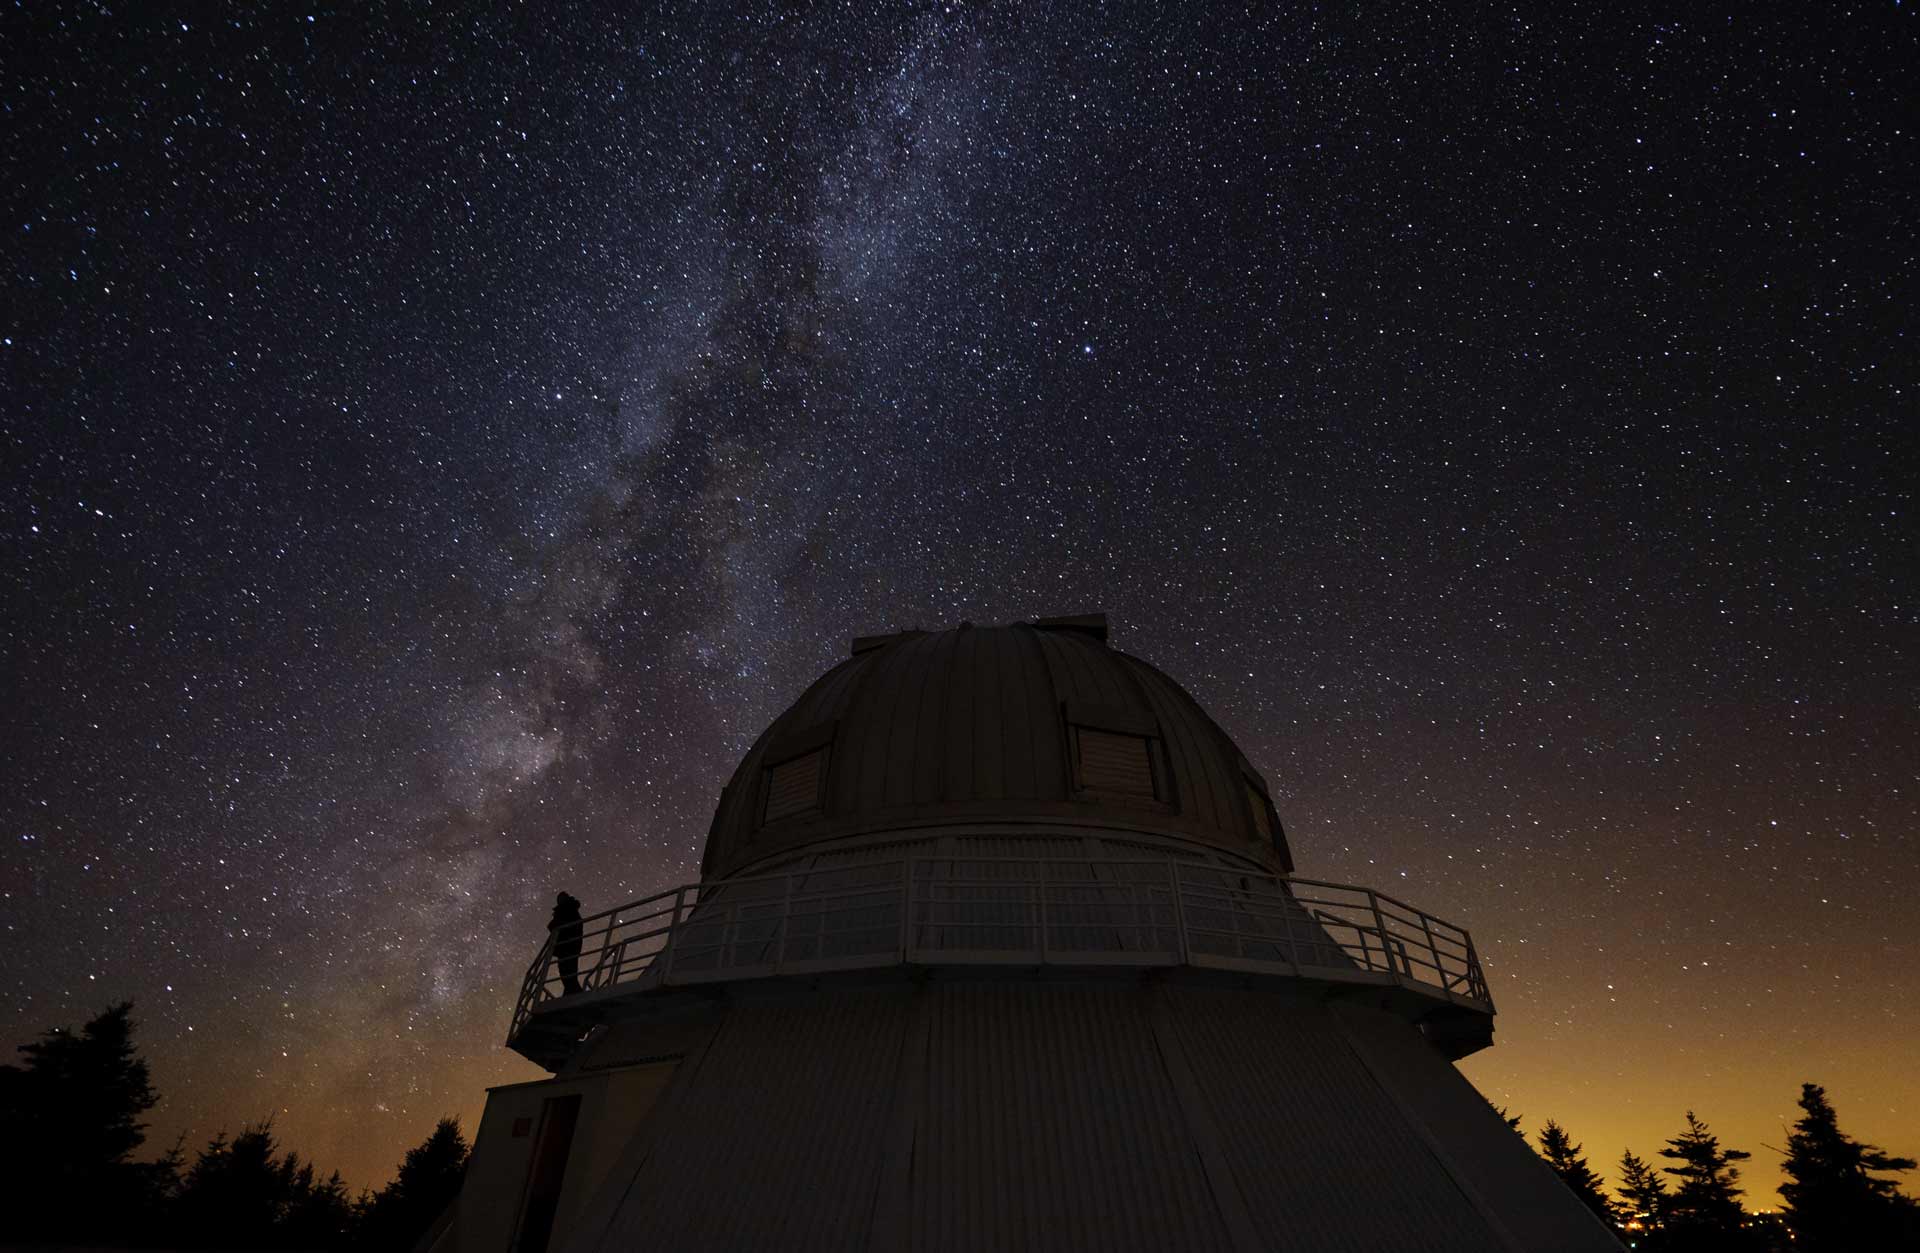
xmin=509 ymin=857 xmax=1490 ymax=1042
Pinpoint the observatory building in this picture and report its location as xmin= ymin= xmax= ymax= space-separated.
xmin=449 ymin=615 xmax=1621 ymax=1252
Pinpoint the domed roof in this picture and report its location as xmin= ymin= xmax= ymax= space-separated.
xmin=701 ymin=614 xmax=1291 ymax=879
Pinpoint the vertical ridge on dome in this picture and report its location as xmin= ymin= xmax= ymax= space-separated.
xmin=910 ymin=628 xmax=954 ymax=806
xmin=943 ymin=624 xmax=979 ymax=802
xmin=1012 ymin=622 xmax=1067 ymax=801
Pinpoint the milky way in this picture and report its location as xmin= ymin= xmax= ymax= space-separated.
xmin=3 ymin=3 xmax=1915 ymax=1194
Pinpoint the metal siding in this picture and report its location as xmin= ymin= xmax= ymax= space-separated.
xmin=1134 ymin=660 xmax=1216 ymax=827
xmin=1246 ymin=782 xmax=1273 ymax=843
xmin=915 ymin=982 xmax=1231 ymax=1253
xmin=972 ymin=624 xmax=1007 ymax=797
xmin=551 ymin=979 xmax=1569 ymax=1253
xmin=1163 ymin=986 xmax=1507 ymax=1253
xmin=704 ymin=624 xmax=1294 ymax=879
xmin=1030 ymin=628 xmax=1078 ymax=705
xmin=1333 ymin=1004 xmax=1625 ymax=1252
xmin=1133 ymin=656 xmax=1271 ymax=852
xmin=944 ymin=625 xmax=977 ymax=802
xmin=1057 ymin=628 xmax=1132 ymax=707
xmin=705 ymin=654 xmax=863 ymax=874
xmin=912 ymin=627 xmax=955 ymax=805
xmin=1012 ymin=625 xmax=1067 ymax=801
xmin=941 ymin=834 xmax=1093 ymax=860
xmin=1181 ymin=671 xmax=1245 ymax=837
xmin=883 ymin=635 xmax=931 ymax=810
xmin=811 ymin=651 xmax=868 ymax=719
xmin=1142 ymin=660 xmax=1241 ymax=837
xmin=997 ymin=627 xmax=1038 ymax=798
xmin=585 ymin=993 xmax=907 ymax=1252
xmin=849 ymin=632 xmax=912 ymax=815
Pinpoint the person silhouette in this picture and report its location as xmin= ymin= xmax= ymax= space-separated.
xmin=548 ymin=891 xmax=584 ymax=995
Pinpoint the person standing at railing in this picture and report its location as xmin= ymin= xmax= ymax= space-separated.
xmin=548 ymin=891 xmax=584 ymax=995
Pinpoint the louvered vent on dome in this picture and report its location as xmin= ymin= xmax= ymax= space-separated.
xmin=764 ymin=746 xmax=828 ymax=822
xmin=1073 ymin=728 xmax=1157 ymax=798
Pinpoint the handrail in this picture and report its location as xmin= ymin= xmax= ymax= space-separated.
xmin=508 ymin=856 xmax=1491 ymax=1043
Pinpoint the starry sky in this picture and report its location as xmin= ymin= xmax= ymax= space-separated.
xmin=4 ymin=1 xmax=1915 ymax=1198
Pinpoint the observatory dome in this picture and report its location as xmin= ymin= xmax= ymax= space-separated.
xmin=702 ymin=614 xmax=1292 ymax=880
xmin=471 ymin=614 xmax=1623 ymax=1253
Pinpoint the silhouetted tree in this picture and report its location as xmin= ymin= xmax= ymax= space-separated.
xmin=1618 ymin=1148 xmax=1671 ymax=1242
xmin=1494 ymin=1104 xmax=1523 ymax=1133
xmin=1659 ymin=1110 xmax=1757 ymax=1251
xmin=169 ymin=1119 xmax=357 ymax=1249
xmin=0 ymin=1002 xmax=159 ymax=1241
xmin=360 ymin=1116 xmax=469 ymax=1251
xmin=283 ymin=1155 xmax=357 ymax=1249
xmin=1780 ymin=1082 xmax=1920 ymax=1251
xmin=130 ymin=1133 xmax=189 ymax=1236
xmin=1538 ymin=1119 xmax=1619 ymax=1227
xmin=175 ymin=1123 xmax=289 ymax=1247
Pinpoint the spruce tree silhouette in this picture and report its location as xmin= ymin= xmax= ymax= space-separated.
xmin=0 ymin=1002 xmax=159 ymax=1242
xmin=1780 ymin=1082 xmax=1920 ymax=1251
xmin=1537 ymin=1119 xmax=1620 ymax=1227
xmin=362 ymin=1116 xmax=470 ymax=1251
xmin=175 ymin=1124 xmax=290 ymax=1248
xmin=1618 ymin=1149 xmax=1671 ymax=1245
xmin=169 ymin=1118 xmax=358 ymax=1248
xmin=1658 ymin=1110 xmax=1757 ymax=1252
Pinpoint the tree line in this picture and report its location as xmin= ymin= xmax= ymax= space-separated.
xmin=1515 ymin=1092 xmax=1919 ymax=1251
xmin=0 ymin=1004 xmax=466 ymax=1250
xmin=5 ymin=1001 xmax=1917 ymax=1250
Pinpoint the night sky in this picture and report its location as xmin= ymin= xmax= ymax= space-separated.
xmin=4 ymin=3 xmax=1915 ymax=1199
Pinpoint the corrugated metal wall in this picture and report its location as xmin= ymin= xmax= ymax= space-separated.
xmin=561 ymin=980 xmax=1618 ymax=1253
xmin=1162 ymin=986 xmax=1508 ymax=1252
xmin=582 ymin=989 xmax=908 ymax=1252
xmin=914 ymin=982 xmax=1231 ymax=1253
xmin=1334 ymin=1003 xmax=1623 ymax=1251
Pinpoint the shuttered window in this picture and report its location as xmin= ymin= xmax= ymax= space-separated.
xmin=1073 ymin=727 xmax=1158 ymax=799
xmin=764 ymin=747 xmax=827 ymax=822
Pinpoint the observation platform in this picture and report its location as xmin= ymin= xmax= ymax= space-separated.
xmin=507 ymin=856 xmax=1495 ymax=1071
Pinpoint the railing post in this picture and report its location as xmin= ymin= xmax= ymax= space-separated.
xmin=1417 ymin=910 xmax=1440 ymax=990
xmin=899 ymin=858 xmax=914 ymax=963
xmin=777 ymin=871 xmax=795 ymax=972
xmin=1278 ymin=877 xmax=1302 ymax=978
xmin=1169 ymin=860 xmax=1189 ymax=966
xmin=1368 ymin=891 xmax=1396 ymax=979
xmin=1038 ymin=857 xmax=1049 ymax=965
xmin=661 ymin=887 xmax=684 ymax=984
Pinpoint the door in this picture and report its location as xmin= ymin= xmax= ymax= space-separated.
xmin=512 ymin=1094 xmax=582 ymax=1253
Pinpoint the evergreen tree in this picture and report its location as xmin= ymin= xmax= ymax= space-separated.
xmin=284 ymin=1160 xmax=357 ymax=1249
xmin=360 ymin=1116 xmax=470 ymax=1252
xmin=171 ymin=1120 xmax=357 ymax=1249
xmin=1618 ymin=1148 xmax=1670 ymax=1240
xmin=1780 ymin=1082 xmax=1920 ymax=1251
xmin=175 ymin=1123 xmax=289 ymax=1247
xmin=1538 ymin=1119 xmax=1620 ymax=1227
xmin=1659 ymin=1110 xmax=1756 ymax=1251
xmin=0 ymin=1002 xmax=160 ymax=1241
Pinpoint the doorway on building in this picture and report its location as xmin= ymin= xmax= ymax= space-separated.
xmin=512 ymin=1093 xmax=582 ymax=1253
